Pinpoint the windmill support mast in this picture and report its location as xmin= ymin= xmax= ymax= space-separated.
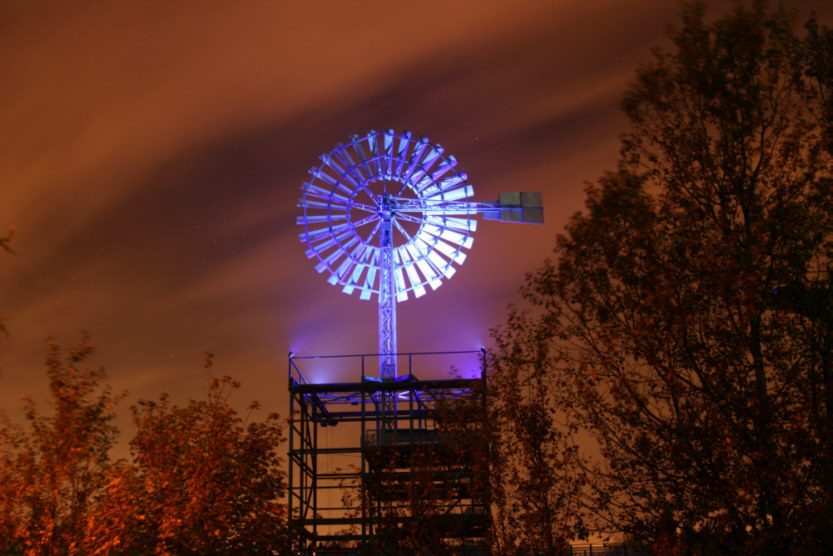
xmin=378 ymin=196 xmax=397 ymax=433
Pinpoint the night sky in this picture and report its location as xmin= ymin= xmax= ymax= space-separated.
xmin=3 ymin=1 xmax=832 ymax=444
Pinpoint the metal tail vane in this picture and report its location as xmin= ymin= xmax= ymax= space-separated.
xmin=297 ymin=129 xmax=543 ymax=431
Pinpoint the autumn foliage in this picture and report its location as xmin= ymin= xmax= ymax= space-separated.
xmin=0 ymin=335 xmax=122 ymax=554
xmin=0 ymin=339 xmax=288 ymax=555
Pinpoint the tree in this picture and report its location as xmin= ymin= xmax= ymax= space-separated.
xmin=0 ymin=338 xmax=289 ymax=554
xmin=1 ymin=226 xmax=14 ymax=336
xmin=84 ymin=353 xmax=289 ymax=554
xmin=489 ymin=2 xmax=833 ymax=554
xmin=0 ymin=333 xmax=123 ymax=554
xmin=488 ymin=321 xmax=589 ymax=554
xmin=0 ymin=227 xmax=12 ymax=255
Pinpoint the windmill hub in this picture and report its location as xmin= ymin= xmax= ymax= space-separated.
xmin=377 ymin=193 xmax=398 ymax=221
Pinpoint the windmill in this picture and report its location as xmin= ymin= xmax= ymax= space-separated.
xmin=297 ymin=129 xmax=542 ymax=432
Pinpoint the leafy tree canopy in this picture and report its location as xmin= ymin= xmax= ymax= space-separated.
xmin=0 ymin=340 xmax=288 ymax=555
xmin=0 ymin=334 xmax=123 ymax=554
xmin=489 ymin=2 xmax=833 ymax=554
xmin=86 ymin=354 xmax=288 ymax=554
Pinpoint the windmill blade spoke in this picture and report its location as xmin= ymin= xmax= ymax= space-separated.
xmin=301 ymin=182 xmax=351 ymax=203
xmin=330 ymin=147 xmax=378 ymax=203
xmin=305 ymin=228 xmax=355 ymax=259
xmin=429 ymin=154 xmax=457 ymax=182
xmin=383 ymin=129 xmax=396 ymax=175
xmin=346 ymin=245 xmax=373 ymax=294
xmin=329 ymin=236 xmax=363 ymax=287
xmin=416 ymin=229 xmax=467 ymax=265
xmin=426 ymin=185 xmax=474 ymax=202
xmin=350 ymin=134 xmax=371 ymax=181
xmin=345 ymin=201 xmax=378 ymax=214
xmin=299 ymin=221 xmax=352 ymax=243
xmin=391 ymin=219 xmax=411 ymax=243
xmin=420 ymin=143 xmax=444 ymax=170
xmin=405 ymin=267 xmax=427 ymax=298
xmin=408 ymin=143 xmax=444 ymax=186
xmin=314 ymin=244 xmax=347 ymax=274
xmin=393 ymin=131 xmax=412 ymax=177
xmin=420 ymin=224 xmax=474 ymax=250
xmin=317 ymin=154 xmax=365 ymax=198
xmin=367 ymin=131 xmax=384 ymax=177
xmin=352 ymin=219 xmax=382 ymax=248
xmin=424 ymin=247 xmax=456 ymax=280
xmin=393 ymin=178 xmax=410 ymax=199
xmin=301 ymin=191 xmax=352 ymax=207
xmin=391 ymin=217 xmax=422 ymax=241
xmin=308 ymin=165 xmax=353 ymax=196
xmin=426 ymin=215 xmax=477 ymax=233
xmin=358 ymin=160 xmax=380 ymax=188
xmin=361 ymin=251 xmax=379 ymax=299
xmin=329 ymin=257 xmax=353 ymax=286
xmin=393 ymin=256 xmax=408 ymax=302
xmin=419 ymin=208 xmax=481 ymax=216
xmin=405 ymin=243 xmax=442 ymax=290
xmin=402 ymin=136 xmax=430 ymax=183
xmin=298 ymin=198 xmax=352 ymax=212
xmin=433 ymin=239 xmax=468 ymax=265
xmin=393 ymin=213 xmax=425 ymax=226
xmin=297 ymin=214 xmax=348 ymax=225
xmin=394 ymin=198 xmax=483 ymax=215
xmin=397 ymin=247 xmax=427 ymax=298
xmin=351 ymin=214 xmax=381 ymax=229
xmin=410 ymin=235 xmax=456 ymax=280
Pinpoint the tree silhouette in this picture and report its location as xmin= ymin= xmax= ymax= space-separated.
xmin=488 ymin=323 xmax=588 ymax=554
xmin=0 ymin=334 xmax=123 ymax=554
xmin=489 ymin=2 xmax=833 ymax=554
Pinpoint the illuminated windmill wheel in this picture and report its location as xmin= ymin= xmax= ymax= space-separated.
xmin=298 ymin=129 xmax=475 ymax=302
xmin=297 ymin=129 xmax=543 ymax=388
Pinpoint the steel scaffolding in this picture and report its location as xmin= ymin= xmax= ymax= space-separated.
xmin=288 ymin=350 xmax=489 ymax=554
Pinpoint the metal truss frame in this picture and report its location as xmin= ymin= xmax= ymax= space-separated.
xmin=287 ymin=350 xmax=489 ymax=555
